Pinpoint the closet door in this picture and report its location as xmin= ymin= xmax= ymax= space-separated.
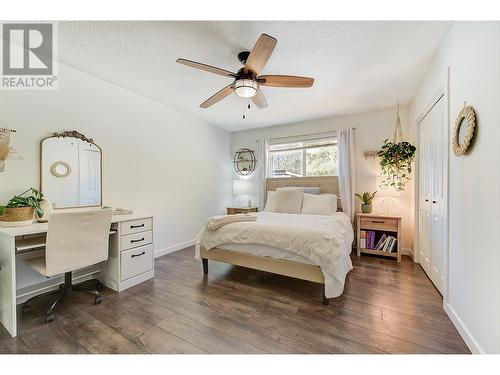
xmin=418 ymin=111 xmax=432 ymax=277
xmin=418 ymin=95 xmax=445 ymax=294
xmin=429 ymin=97 xmax=446 ymax=293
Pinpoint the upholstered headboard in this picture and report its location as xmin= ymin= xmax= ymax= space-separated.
xmin=265 ymin=176 xmax=342 ymax=210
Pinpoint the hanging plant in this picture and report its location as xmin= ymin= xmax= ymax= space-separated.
xmin=377 ymin=140 xmax=416 ymax=191
xmin=377 ymin=104 xmax=417 ymax=192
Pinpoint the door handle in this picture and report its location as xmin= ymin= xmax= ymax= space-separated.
xmin=432 ymin=200 xmax=437 ymax=204
xmin=131 ymin=251 xmax=146 ymax=258
xmin=131 ymin=237 xmax=145 ymax=243
xmin=425 ymin=199 xmax=429 ymax=202
xmin=130 ymin=224 xmax=145 ymax=229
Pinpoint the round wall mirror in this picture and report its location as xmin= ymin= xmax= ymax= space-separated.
xmin=452 ymin=105 xmax=476 ymax=156
xmin=50 ymin=161 xmax=72 ymax=178
xmin=233 ymin=148 xmax=257 ymax=176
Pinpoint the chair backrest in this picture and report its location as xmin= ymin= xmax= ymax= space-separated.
xmin=45 ymin=209 xmax=113 ymax=277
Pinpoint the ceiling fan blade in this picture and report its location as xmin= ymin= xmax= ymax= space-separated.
xmin=200 ymin=84 xmax=234 ymax=108
xmin=251 ymin=89 xmax=268 ymax=109
xmin=244 ymin=34 xmax=277 ymax=75
xmin=258 ymin=75 xmax=314 ymax=88
xmin=176 ymin=58 xmax=237 ymax=78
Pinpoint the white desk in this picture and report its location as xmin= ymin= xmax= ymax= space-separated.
xmin=0 ymin=213 xmax=154 ymax=337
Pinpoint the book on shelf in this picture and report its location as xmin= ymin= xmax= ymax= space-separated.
xmin=375 ymin=234 xmax=387 ymax=250
xmin=367 ymin=231 xmax=375 ymax=249
xmin=389 ymin=237 xmax=398 ymax=252
xmin=359 ymin=230 xmax=366 ymax=249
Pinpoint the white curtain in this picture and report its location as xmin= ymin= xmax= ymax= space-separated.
xmin=259 ymin=138 xmax=270 ymax=208
xmin=338 ymin=128 xmax=356 ymax=223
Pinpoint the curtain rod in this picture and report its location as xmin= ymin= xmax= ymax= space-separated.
xmin=267 ymin=128 xmax=355 ymax=143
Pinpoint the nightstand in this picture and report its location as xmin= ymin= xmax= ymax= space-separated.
xmin=226 ymin=207 xmax=258 ymax=215
xmin=356 ymin=213 xmax=402 ymax=262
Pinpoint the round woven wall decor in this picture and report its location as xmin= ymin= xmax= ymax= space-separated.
xmin=453 ymin=105 xmax=476 ymax=156
xmin=233 ymin=148 xmax=257 ymax=176
xmin=50 ymin=161 xmax=72 ymax=178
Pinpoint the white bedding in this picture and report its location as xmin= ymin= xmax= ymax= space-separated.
xmin=195 ymin=211 xmax=354 ymax=298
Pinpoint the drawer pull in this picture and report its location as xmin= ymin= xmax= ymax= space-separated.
xmin=371 ymin=220 xmax=385 ymax=224
xmin=131 ymin=251 xmax=146 ymax=258
xmin=130 ymin=237 xmax=145 ymax=243
xmin=130 ymin=224 xmax=145 ymax=229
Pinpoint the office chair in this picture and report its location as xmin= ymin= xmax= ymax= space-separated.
xmin=23 ymin=209 xmax=113 ymax=323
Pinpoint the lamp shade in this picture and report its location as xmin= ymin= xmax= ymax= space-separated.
xmin=233 ymin=179 xmax=250 ymax=195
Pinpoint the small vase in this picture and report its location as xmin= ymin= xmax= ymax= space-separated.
xmin=361 ymin=204 xmax=373 ymax=214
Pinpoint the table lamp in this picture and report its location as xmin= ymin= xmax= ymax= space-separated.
xmin=233 ymin=179 xmax=252 ymax=207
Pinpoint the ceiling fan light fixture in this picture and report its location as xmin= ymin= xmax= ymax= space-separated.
xmin=233 ymin=79 xmax=258 ymax=98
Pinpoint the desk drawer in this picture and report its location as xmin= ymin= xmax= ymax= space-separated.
xmin=360 ymin=217 xmax=398 ymax=231
xmin=120 ymin=218 xmax=152 ymax=236
xmin=120 ymin=244 xmax=153 ymax=281
xmin=121 ymin=230 xmax=153 ymax=251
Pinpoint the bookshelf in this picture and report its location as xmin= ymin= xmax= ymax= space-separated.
xmin=356 ymin=213 xmax=402 ymax=262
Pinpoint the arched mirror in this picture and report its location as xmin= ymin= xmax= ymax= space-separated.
xmin=41 ymin=131 xmax=102 ymax=209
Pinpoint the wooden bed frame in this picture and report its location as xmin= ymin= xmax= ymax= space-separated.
xmin=200 ymin=176 xmax=341 ymax=305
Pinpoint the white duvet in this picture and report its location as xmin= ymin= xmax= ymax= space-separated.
xmin=195 ymin=211 xmax=354 ymax=298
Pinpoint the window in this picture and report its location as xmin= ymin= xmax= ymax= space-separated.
xmin=267 ymin=134 xmax=338 ymax=178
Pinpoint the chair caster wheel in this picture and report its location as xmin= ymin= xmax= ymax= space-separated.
xmin=22 ymin=304 xmax=31 ymax=313
xmin=95 ymin=296 xmax=103 ymax=305
xmin=45 ymin=314 xmax=55 ymax=323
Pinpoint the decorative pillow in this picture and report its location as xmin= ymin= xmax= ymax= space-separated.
xmin=301 ymin=193 xmax=338 ymax=215
xmin=273 ymin=187 xmax=304 ymax=214
xmin=264 ymin=191 xmax=276 ymax=212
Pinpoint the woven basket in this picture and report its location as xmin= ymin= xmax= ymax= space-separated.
xmin=0 ymin=207 xmax=35 ymax=227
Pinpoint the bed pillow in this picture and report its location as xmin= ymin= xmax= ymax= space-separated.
xmin=301 ymin=193 xmax=337 ymax=216
xmin=303 ymin=187 xmax=321 ymax=195
xmin=263 ymin=191 xmax=276 ymax=212
xmin=273 ymin=187 xmax=304 ymax=214
xmin=283 ymin=186 xmax=320 ymax=195
xmin=321 ymin=193 xmax=339 ymax=212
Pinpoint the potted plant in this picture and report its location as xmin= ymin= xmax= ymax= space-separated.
xmin=0 ymin=188 xmax=44 ymax=227
xmin=377 ymin=140 xmax=416 ymax=191
xmin=355 ymin=191 xmax=377 ymax=213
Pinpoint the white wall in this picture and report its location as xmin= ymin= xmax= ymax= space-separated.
xmin=0 ymin=62 xmax=233 ymax=256
xmin=231 ymin=105 xmax=415 ymax=252
xmin=411 ymin=22 xmax=500 ymax=353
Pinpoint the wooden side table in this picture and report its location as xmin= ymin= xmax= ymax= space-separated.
xmin=226 ymin=207 xmax=258 ymax=215
xmin=356 ymin=213 xmax=402 ymax=262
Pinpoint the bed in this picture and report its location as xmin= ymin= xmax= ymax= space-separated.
xmin=195 ymin=176 xmax=354 ymax=304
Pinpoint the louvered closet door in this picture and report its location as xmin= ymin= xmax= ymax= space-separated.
xmin=418 ymin=94 xmax=445 ymax=294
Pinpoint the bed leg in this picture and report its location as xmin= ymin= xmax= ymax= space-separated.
xmin=322 ymin=289 xmax=330 ymax=305
xmin=202 ymin=258 xmax=208 ymax=275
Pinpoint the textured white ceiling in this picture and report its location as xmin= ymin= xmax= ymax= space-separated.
xmin=58 ymin=21 xmax=451 ymax=131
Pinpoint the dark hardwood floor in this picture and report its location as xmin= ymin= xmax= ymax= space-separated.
xmin=0 ymin=247 xmax=470 ymax=354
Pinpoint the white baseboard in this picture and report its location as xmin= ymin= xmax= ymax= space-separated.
xmin=444 ymin=302 xmax=483 ymax=353
xmin=401 ymin=247 xmax=412 ymax=257
xmin=154 ymin=239 xmax=196 ymax=258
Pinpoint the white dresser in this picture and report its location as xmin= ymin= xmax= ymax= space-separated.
xmin=0 ymin=213 xmax=154 ymax=337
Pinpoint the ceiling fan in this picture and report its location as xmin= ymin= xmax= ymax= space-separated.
xmin=176 ymin=33 xmax=314 ymax=109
